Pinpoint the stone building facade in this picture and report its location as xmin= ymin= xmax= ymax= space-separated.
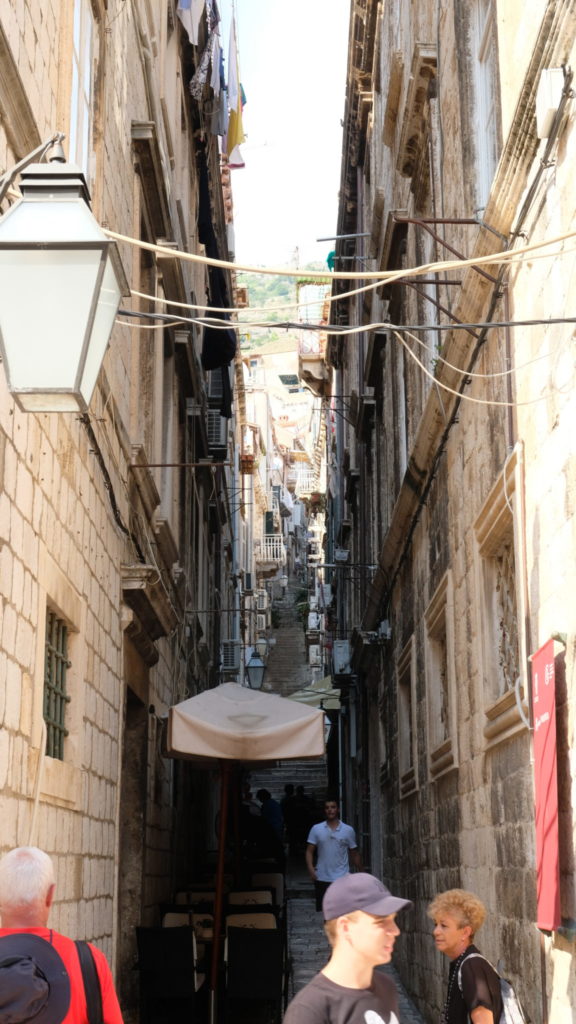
xmin=327 ymin=1 xmax=576 ymax=1021
xmin=0 ymin=2 xmax=242 ymax=1019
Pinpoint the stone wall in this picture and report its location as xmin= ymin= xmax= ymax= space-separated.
xmin=0 ymin=3 xmax=235 ymax=1018
xmin=333 ymin=1 xmax=576 ymax=1020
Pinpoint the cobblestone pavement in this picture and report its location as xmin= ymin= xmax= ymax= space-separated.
xmin=285 ymin=857 xmax=427 ymax=1024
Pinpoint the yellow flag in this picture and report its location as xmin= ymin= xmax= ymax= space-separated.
xmin=226 ymin=17 xmax=245 ymax=166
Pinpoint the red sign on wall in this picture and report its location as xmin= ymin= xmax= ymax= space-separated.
xmin=531 ymin=638 xmax=561 ymax=931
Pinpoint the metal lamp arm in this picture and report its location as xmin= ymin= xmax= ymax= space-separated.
xmin=0 ymin=131 xmax=66 ymax=205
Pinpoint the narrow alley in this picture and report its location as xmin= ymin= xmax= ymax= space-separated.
xmin=1 ymin=2 xmax=575 ymax=1022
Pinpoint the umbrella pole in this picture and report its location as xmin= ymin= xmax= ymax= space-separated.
xmin=231 ymin=769 xmax=241 ymax=885
xmin=210 ymin=760 xmax=230 ymax=1024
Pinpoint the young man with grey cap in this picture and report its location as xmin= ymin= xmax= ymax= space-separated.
xmin=283 ymin=872 xmax=411 ymax=1024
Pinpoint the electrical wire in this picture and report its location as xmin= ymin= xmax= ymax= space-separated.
xmin=399 ymin=326 xmax=554 ymax=379
xmin=392 ymin=330 xmax=572 ymax=407
xmin=116 ymin=304 xmax=576 ymax=335
xmin=125 ymin=238 xmax=576 ymax=322
xmin=104 ymin=225 xmax=576 ymax=282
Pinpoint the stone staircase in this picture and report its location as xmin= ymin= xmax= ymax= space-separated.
xmin=249 ymin=576 xmax=328 ymax=807
xmin=264 ymin=590 xmax=309 ymax=698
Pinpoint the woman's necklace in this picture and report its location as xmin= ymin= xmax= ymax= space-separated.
xmin=441 ymin=949 xmax=468 ymax=1024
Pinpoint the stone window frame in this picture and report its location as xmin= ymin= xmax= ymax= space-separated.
xmin=424 ymin=570 xmax=458 ymax=779
xmin=43 ymin=609 xmax=71 ymax=761
xmin=396 ymin=635 xmax=418 ymax=798
xmin=473 ymin=444 xmax=530 ymax=748
xmin=32 ymin=547 xmax=86 ymax=806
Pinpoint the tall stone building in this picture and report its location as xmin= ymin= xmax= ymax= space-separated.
xmin=0 ymin=2 xmax=242 ymax=1018
xmin=325 ymin=1 xmax=576 ymax=1021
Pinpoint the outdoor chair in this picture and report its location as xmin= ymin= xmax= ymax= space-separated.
xmin=227 ymin=888 xmax=276 ymax=906
xmin=174 ymin=889 xmax=215 ymax=911
xmin=224 ymin=925 xmax=285 ymax=1024
xmin=135 ymin=925 xmax=204 ymax=1024
xmin=224 ymin=911 xmax=277 ymax=930
xmin=250 ymin=871 xmax=285 ymax=908
xmin=162 ymin=910 xmax=214 ymax=941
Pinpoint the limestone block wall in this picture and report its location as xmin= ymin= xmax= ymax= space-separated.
xmin=335 ymin=1 xmax=576 ymax=1021
xmin=0 ymin=378 xmax=127 ymax=961
xmin=0 ymin=3 xmax=233 ymax=1007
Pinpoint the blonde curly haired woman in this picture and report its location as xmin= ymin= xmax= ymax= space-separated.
xmin=428 ymin=889 xmax=503 ymax=1024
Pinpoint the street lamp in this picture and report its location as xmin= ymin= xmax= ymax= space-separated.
xmin=0 ymin=140 xmax=129 ymax=412
xmin=245 ymin=652 xmax=266 ymax=690
xmin=255 ymin=637 xmax=269 ymax=659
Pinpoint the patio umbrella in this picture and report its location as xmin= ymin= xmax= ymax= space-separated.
xmin=166 ymin=682 xmax=325 ymax=1022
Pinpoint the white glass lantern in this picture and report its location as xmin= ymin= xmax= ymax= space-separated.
xmin=245 ymin=652 xmax=266 ymax=690
xmin=0 ymin=162 xmax=129 ymax=412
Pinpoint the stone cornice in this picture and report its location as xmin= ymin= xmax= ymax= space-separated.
xmin=0 ymin=21 xmax=41 ymax=159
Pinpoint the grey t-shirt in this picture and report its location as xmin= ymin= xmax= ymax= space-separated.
xmin=283 ymin=970 xmax=399 ymax=1024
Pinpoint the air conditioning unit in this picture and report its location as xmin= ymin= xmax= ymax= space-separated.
xmin=256 ymin=589 xmax=269 ymax=611
xmin=333 ymin=640 xmax=351 ymax=675
xmin=257 ymin=613 xmax=267 ymax=632
xmin=378 ymin=619 xmax=392 ymax=641
xmin=207 ymin=409 xmax=227 ymax=449
xmin=221 ymin=640 xmax=240 ymax=672
xmin=244 ymin=572 xmax=253 ymax=594
xmin=334 ymin=547 xmax=350 ymax=563
xmin=309 ymin=644 xmax=322 ymax=667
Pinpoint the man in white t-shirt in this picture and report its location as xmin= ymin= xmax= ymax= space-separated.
xmin=306 ymin=798 xmax=363 ymax=910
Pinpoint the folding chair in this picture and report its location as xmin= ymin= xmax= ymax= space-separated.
xmin=175 ymin=890 xmax=215 ymax=909
xmin=225 ymin=911 xmax=277 ymax=930
xmin=227 ymin=888 xmax=276 ymax=907
xmin=160 ymin=912 xmax=211 ymax=988
xmin=250 ymin=872 xmax=284 ymax=908
xmin=224 ymin=925 xmax=285 ymax=1024
xmin=135 ymin=925 xmax=202 ymax=1024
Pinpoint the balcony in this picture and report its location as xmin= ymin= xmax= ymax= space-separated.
xmin=254 ymin=534 xmax=287 ymax=570
xmin=294 ymin=468 xmax=317 ymax=497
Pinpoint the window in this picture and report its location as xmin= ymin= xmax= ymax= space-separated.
xmin=425 ymin=572 xmax=457 ymax=777
xmin=397 ymin=638 xmax=417 ymax=797
xmin=474 ymin=445 xmax=529 ymax=745
xmin=471 ymin=0 xmax=500 ymax=208
xmin=43 ymin=610 xmax=71 ymax=760
xmin=69 ymin=0 xmax=97 ymax=179
xmin=33 ymin=549 xmax=86 ymax=805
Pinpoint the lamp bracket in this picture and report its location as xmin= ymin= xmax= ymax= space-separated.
xmin=0 ymin=132 xmax=66 ymax=206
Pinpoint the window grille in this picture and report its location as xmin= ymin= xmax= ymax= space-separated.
xmin=44 ymin=610 xmax=71 ymax=760
xmin=495 ymin=538 xmax=520 ymax=695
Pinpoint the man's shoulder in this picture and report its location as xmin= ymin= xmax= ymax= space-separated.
xmin=308 ymin=820 xmax=327 ymax=836
xmin=0 ymin=926 xmax=74 ymax=952
xmin=283 ymin=972 xmax=330 ymax=1019
xmin=338 ymin=821 xmax=356 ymax=837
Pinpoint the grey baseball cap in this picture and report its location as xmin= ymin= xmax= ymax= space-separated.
xmin=323 ymin=873 xmax=412 ymax=920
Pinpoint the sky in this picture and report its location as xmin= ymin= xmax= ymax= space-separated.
xmin=220 ymin=0 xmax=350 ymax=270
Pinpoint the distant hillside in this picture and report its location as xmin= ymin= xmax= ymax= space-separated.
xmin=237 ymin=264 xmax=327 ymax=347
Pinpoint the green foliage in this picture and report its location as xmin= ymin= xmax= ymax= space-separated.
xmin=238 ymin=273 xmax=295 ymax=325
xmin=237 ymin=263 xmax=327 ymax=348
